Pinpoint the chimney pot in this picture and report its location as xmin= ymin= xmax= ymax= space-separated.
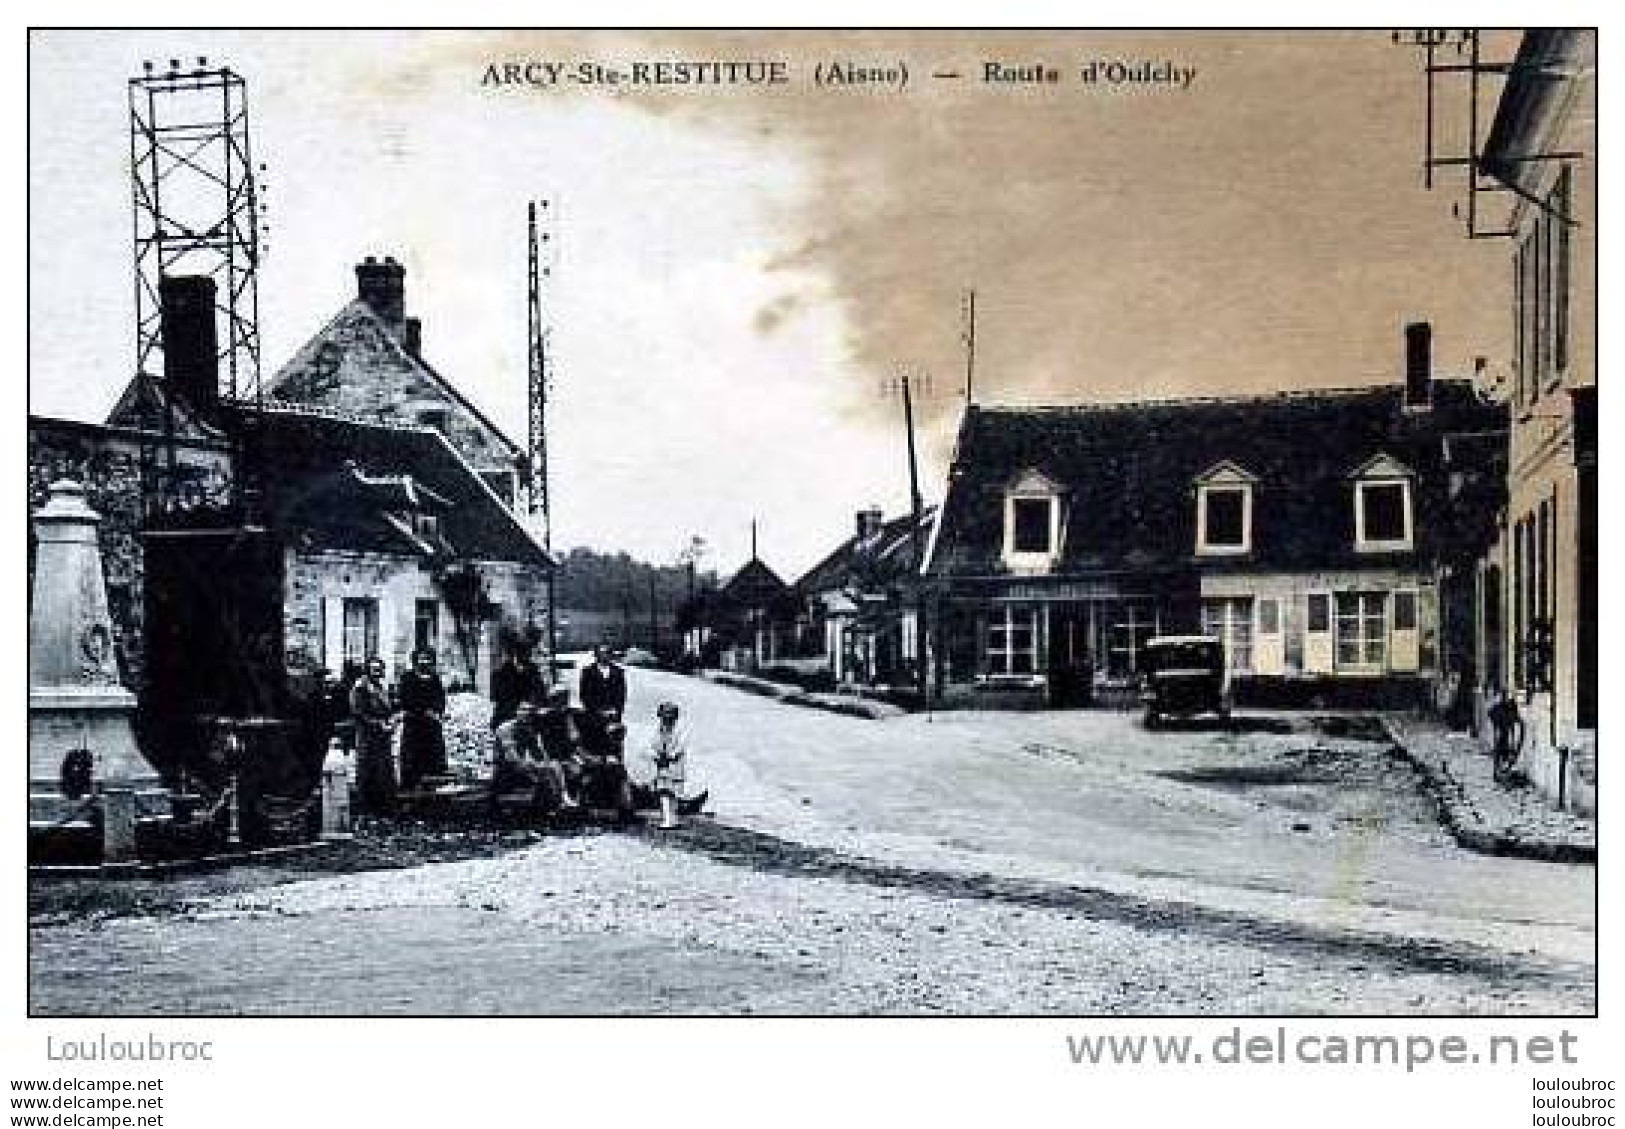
xmin=1404 ymin=321 xmax=1432 ymax=409
xmin=158 ymin=275 xmax=219 ymax=417
xmin=356 ymin=255 xmax=406 ymax=329
xmin=856 ymin=507 xmax=885 ymax=542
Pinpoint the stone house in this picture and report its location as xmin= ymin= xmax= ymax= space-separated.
xmin=922 ymin=337 xmax=1507 ymax=709
xmin=267 ymin=255 xmax=530 ymax=509
xmin=30 ymin=257 xmax=554 ymax=786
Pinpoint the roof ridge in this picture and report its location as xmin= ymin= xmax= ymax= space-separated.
xmin=254 ymin=397 xmax=440 ymax=434
xmin=974 ymin=378 xmax=1477 ymax=414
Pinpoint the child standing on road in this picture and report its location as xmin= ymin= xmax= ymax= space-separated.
xmin=647 ymin=701 xmax=689 ymax=830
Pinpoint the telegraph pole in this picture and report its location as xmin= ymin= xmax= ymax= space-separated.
xmin=527 ymin=199 xmax=558 ymax=664
xmin=901 ymin=373 xmax=928 ymax=703
xmin=961 ymin=289 xmax=977 ymax=405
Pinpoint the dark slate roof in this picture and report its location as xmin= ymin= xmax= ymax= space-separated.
xmin=796 ymin=507 xmax=937 ymax=596
xmin=721 ymin=557 xmax=790 ymax=606
xmin=237 ymin=403 xmax=551 ymax=569
xmin=927 ymin=380 xmax=1506 ymax=579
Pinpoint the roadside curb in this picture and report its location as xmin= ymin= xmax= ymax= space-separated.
xmin=1380 ymin=720 xmax=1595 ymax=865
xmin=698 ymin=671 xmax=901 ymax=720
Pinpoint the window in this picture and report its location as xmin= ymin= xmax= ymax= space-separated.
xmin=1392 ymin=590 xmax=1418 ymax=633
xmin=1307 ymin=593 xmax=1331 ymax=633
xmin=413 ymin=512 xmax=441 ymax=537
xmin=1002 ymin=471 xmax=1064 ymax=571
xmin=1202 ymin=597 xmax=1254 ymax=673
xmin=1197 ymin=486 xmax=1251 ymax=553
xmin=1012 ymin=498 xmax=1052 ymax=554
xmin=1258 ymin=598 xmax=1280 ymax=635
xmin=414 ymin=599 xmax=439 ymax=653
xmin=1107 ymin=602 xmax=1158 ymax=679
xmin=342 ymin=597 xmax=379 ymax=666
xmin=1354 ymin=473 xmax=1413 ymax=552
xmin=1204 ymin=490 xmax=1245 ymax=546
xmin=986 ymin=605 xmax=1040 ymax=677
xmin=1335 ymin=592 xmax=1387 ymax=671
xmin=1193 ymin=463 xmax=1256 ymax=555
xmin=1554 ymin=166 xmax=1572 ymax=375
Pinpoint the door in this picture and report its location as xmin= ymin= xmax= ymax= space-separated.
xmin=1254 ymin=596 xmax=1285 ymax=675
xmin=1303 ymin=592 xmax=1333 ymax=675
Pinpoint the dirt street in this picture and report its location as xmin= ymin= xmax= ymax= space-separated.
xmin=29 ymin=669 xmax=1595 ymax=1015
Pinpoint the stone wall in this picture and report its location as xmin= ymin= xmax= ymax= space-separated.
xmin=284 ymin=548 xmax=551 ymax=694
xmin=28 ymin=418 xmax=233 ymax=686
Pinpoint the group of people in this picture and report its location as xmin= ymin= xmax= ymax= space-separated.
xmin=340 ymin=647 xmax=453 ymax=812
xmin=490 ymin=645 xmax=690 ymax=830
xmin=319 ymin=643 xmax=690 ymax=829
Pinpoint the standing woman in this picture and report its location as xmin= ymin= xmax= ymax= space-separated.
xmin=397 ymin=647 xmax=448 ymax=790
xmin=349 ymin=656 xmax=396 ymax=813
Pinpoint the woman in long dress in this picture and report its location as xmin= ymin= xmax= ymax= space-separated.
xmin=396 ymin=647 xmax=448 ymax=790
xmin=349 ymin=656 xmax=396 ymax=813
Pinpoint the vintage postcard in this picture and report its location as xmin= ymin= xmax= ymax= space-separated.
xmin=24 ymin=28 xmax=1596 ymax=1042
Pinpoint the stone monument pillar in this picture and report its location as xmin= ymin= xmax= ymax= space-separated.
xmin=29 ymin=480 xmax=168 ymax=827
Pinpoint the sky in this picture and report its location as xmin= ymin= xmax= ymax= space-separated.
xmin=28 ymin=30 xmax=1516 ymax=578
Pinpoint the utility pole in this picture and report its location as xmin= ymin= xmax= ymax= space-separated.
xmin=901 ymin=373 xmax=928 ymax=704
xmin=961 ymin=288 xmax=977 ymax=405
xmin=527 ymin=199 xmax=558 ymax=664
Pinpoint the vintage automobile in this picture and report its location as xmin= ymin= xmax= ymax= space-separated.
xmin=1139 ymin=635 xmax=1230 ymax=728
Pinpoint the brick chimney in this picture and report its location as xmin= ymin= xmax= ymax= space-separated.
xmin=403 ymin=317 xmax=422 ymax=357
xmin=356 ymin=255 xmax=406 ymax=329
xmin=1404 ymin=321 xmax=1432 ymax=410
xmin=855 ymin=507 xmax=885 ymax=542
xmin=158 ymin=275 xmax=218 ymax=416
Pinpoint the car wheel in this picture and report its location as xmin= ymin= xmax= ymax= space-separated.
xmin=1143 ymin=710 xmax=1161 ymax=730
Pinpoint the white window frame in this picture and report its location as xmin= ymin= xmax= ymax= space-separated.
xmin=1354 ymin=477 xmax=1414 ymax=553
xmin=1196 ymin=483 xmax=1253 ymax=555
xmin=1334 ymin=591 xmax=1389 ymax=673
xmin=1002 ymin=472 xmax=1064 ymax=573
xmin=985 ymin=604 xmax=1042 ymax=679
xmin=1202 ymin=596 xmax=1255 ymax=673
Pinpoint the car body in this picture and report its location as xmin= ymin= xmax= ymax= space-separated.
xmin=1139 ymin=635 xmax=1230 ymax=727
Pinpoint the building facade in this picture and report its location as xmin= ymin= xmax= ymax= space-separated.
xmin=1471 ymin=30 xmax=1597 ymax=810
xmin=924 ymin=343 xmax=1505 ymax=709
xmin=791 ymin=506 xmax=936 ymax=687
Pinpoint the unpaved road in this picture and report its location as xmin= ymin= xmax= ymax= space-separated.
xmin=30 ymin=670 xmax=1595 ymax=1015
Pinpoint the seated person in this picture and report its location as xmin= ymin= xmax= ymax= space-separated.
xmin=571 ymin=707 xmax=633 ymax=819
xmin=493 ymin=700 xmax=577 ymax=812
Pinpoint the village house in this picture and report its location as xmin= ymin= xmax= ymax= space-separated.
xmin=29 ymin=259 xmax=553 ymax=787
xmin=922 ymin=331 xmax=1507 ymax=710
xmin=790 ymin=505 xmax=937 ymax=688
xmin=680 ymin=555 xmax=796 ymax=671
xmin=1467 ymin=30 xmax=1596 ymax=811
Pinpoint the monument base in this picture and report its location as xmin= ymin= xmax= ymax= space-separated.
xmin=29 ymin=688 xmax=171 ymax=826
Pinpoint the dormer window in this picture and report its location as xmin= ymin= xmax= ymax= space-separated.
xmin=412 ymin=512 xmax=440 ymax=538
xmin=1002 ymin=469 xmax=1064 ymax=573
xmin=1194 ymin=462 xmax=1256 ymax=556
xmin=1351 ymin=454 xmax=1415 ymax=553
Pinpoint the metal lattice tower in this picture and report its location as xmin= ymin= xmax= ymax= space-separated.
xmin=128 ymin=58 xmax=265 ymax=514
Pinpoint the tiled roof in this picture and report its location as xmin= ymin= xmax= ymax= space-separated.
xmin=237 ymin=403 xmax=551 ymax=569
xmin=928 ymin=380 xmax=1506 ymax=579
xmin=795 ymin=507 xmax=937 ymax=595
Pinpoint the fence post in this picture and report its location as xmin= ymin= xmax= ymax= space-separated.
xmin=321 ymin=738 xmax=353 ymax=840
xmin=100 ymin=786 xmax=137 ymax=865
